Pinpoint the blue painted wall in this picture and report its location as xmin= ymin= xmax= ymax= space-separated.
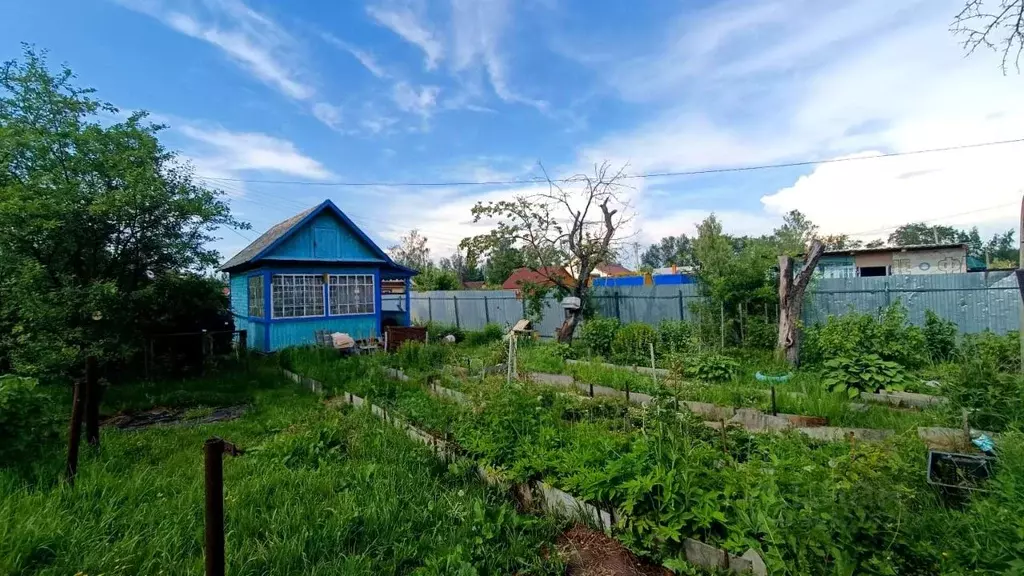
xmin=264 ymin=213 xmax=382 ymax=262
xmin=269 ymin=316 xmax=377 ymax=350
xmin=229 ymin=274 xmax=247 ymax=317
xmin=229 ymin=264 xmax=386 ymax=351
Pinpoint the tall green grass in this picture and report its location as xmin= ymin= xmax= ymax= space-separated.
xmin=0 ymin=366 xmax=565 ymax=575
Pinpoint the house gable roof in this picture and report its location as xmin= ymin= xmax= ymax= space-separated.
xmin=219 ymin=200 xmax=416 ymax=275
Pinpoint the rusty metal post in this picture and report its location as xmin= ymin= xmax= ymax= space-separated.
xmin=770 ymin=385 xmax=777 ymax=416
xmin=204 ymin=438 xmax=226 ymax=576
xmin=65 ymin=378 xmax=85 ymax=485
xmin=85 ymin=356 xmax=101 ymax=447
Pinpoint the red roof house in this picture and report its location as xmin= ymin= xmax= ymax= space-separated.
xmin=501 ymin=266 xmax=574 ymax=290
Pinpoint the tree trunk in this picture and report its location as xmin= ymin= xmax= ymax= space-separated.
xmin=777 ymin=240 xmax=825 ymax=367
xmin=556 ymin=309 xmax=581 ymax=343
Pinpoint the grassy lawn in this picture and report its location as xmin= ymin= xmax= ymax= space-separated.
xmin=0 ymin=364 xmax=565 ymax=576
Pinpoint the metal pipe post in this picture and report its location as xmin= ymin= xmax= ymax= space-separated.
xmin=205 ymin=438 xmax=226 ymax=576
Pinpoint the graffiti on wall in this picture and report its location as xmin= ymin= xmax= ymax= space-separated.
xmin=891 ymin=250 xmax=966 ymax=275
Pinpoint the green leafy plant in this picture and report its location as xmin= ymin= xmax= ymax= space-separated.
xmin=802 ymin=303 xmax=927 ymax=368
xmin=424 ymin=322 xmax=465 ymax=343
xmin=464 ymin=323 xmax=504 ymax=347
xmin=611 ymin=323 xmax=658 ymax=365
xmin=822 ymin=354 xmax=909 ymax=398
xmin=668 ymin=352 xmax=739 ymax=383
xmin=959 ymin=330 xmax=1019 ymax=373
xmin=0 ymin=375 xmax=59 ymax=466
xmin=923 ymin=310 xmax=958 ymax=362
xmin=578 ymin=317 xmax=620 ymax=358
xmin=657 ymin=320 xmax=693 ymax=354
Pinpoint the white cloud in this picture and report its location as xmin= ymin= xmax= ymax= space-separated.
xmin=367 ymin=5 xmax=444 ymax=70
xmin=574 ymin=0 xmax=1024 ymax=240
xmin=392 ymin=82 xmax=440 ymax=118
xmin=639 ymin=209 xmax=780 ymax=245
xmin=118 ymin=0 xmax=363 ymax=133
xmin=322 ymin=33 xmax=389 ymax=79
xmin=311 ymin=102 xmax=343 ymax=131
xmin=449 ymin=0 xmax=547 ymax=111
xmin=177 ymin=122 xmax=334 ymax=182
xmin=119 ymin=0 xmax=314 ymax=100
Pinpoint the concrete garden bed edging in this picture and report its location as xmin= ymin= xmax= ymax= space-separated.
xmin=296 ymin=367 xmax=767 ymax=574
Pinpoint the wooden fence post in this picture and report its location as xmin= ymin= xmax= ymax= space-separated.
xmin=84 ymin=356 xmax=101 ymax=447
xmin=65 ymin=378 xmax=85 ymax=485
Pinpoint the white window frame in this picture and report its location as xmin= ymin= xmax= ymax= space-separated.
xmin=271 ymin=274 xmax=325 ymax=319
xmin=328 ymin=274 xmax=375 ymax=316
xmin=247 ymin=275 xmax=264 ymax=318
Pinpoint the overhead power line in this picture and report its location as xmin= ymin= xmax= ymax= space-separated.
xmin=196 ymin=137 xmax=1024 ymax=188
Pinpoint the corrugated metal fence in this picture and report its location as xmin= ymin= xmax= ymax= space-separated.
xmin=410 ymin=272 xmax=1020 ymax=337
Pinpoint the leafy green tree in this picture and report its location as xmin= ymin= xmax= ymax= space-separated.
xmin=463 ymin=162 xmax=631 ymax=341
xmin=387 ymin=229 xmax=431 ymax=271
xmin=820 ymin=234 xmax=863 ymax=251
xmin=773 ymin=210 xmax=818 ymax=255
xmin=482 ymin=239 xmax=525 ymax=286
xmin=0 ymin=47 xmax=245 ymax=377
xmin=640 ymin=235 xmax=695 ymax=268
xmin=412 ymin=266 xmax=461 ymax=291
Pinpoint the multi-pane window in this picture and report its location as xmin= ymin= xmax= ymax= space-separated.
xmin=329 ymin=274 xmax=374 ymax=315
xmin=271 ymin=274 xmax=324 ymax=318
xmin=247 ymin=275 xmax=264 ymax=318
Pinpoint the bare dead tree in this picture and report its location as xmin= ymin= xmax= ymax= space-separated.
xmin=777 ymin=239 xmax=825 ymax=367
xmin=462 ymin=161 xmax=633 ymax=342
xmin=952 ymin=0 xmax=1024 ymax=73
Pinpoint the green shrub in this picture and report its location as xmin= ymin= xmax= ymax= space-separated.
xmin=424 ymin=322 xmax=464 ymax=343
xmin=0 ymin=375 xmax=59 ymax=466
xmin=577 ymin=317 xmax=619 ymax=357
xmin=464 ymin=323 xmax=504 ymax=346
xmin=802 ymin=303 xmax=927 ymax=368
xmin=923 ymin=310 xmax=958 ymax=362
xmin=944 ymin=350 xmax=1024 ymax=431
xmin=743 ymin=314 xmax=777 ymax=350
xmin=394 ymin=341 xmax=451 ymax=372
xmin=960 ymin=330 xmax=1019 ymax=372
xmin=822 ymin=354 xmax=909 ymax=398
xmin=611 ymin=323 xmax=658 ymax=365
xmin=657 ymin=320 xmax=693 ymax=354
xmin=669 ymin=352 xmax=739 ymax=383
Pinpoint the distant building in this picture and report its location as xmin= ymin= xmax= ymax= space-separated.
xmin=501 ymin=263 xmax=634 ymax=291
xmin=461 ymin=281 xmax=486 ymax=290
xmin=810 ymin=243 xmax=969 ymax=278
xmin=220 ymin=200 xmax=417 ymax=352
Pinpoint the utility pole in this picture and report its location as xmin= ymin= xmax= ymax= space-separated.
xmin=632 ymin=242 xmax=641 ymax=270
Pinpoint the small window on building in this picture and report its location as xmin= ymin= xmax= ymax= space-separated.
xmin=272 ymin=274 xmax=324 ymax=318
xmin=248 ymin=275 xmax=264 ymax=318
xmin=859 ymin=266 xmax=888 ymax=277
xmin=328 ymin=274 xmax=375 ymax=315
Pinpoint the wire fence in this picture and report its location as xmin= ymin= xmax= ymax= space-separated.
xmin=408 ymin=271 xmax=1021 ymax=340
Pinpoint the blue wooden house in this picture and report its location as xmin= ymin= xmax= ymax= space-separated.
xmin=220 ymin=200 xmax=417 ymax=352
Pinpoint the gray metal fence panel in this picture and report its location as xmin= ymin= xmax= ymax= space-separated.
xmin=407 ymin=272 xmax=1020 ymax=337
xmin=804 ymin=272 xmax=1019 ymax=333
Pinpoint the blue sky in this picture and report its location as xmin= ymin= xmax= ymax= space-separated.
xmin=4 ymin=0 xmax=1024 ymax=267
